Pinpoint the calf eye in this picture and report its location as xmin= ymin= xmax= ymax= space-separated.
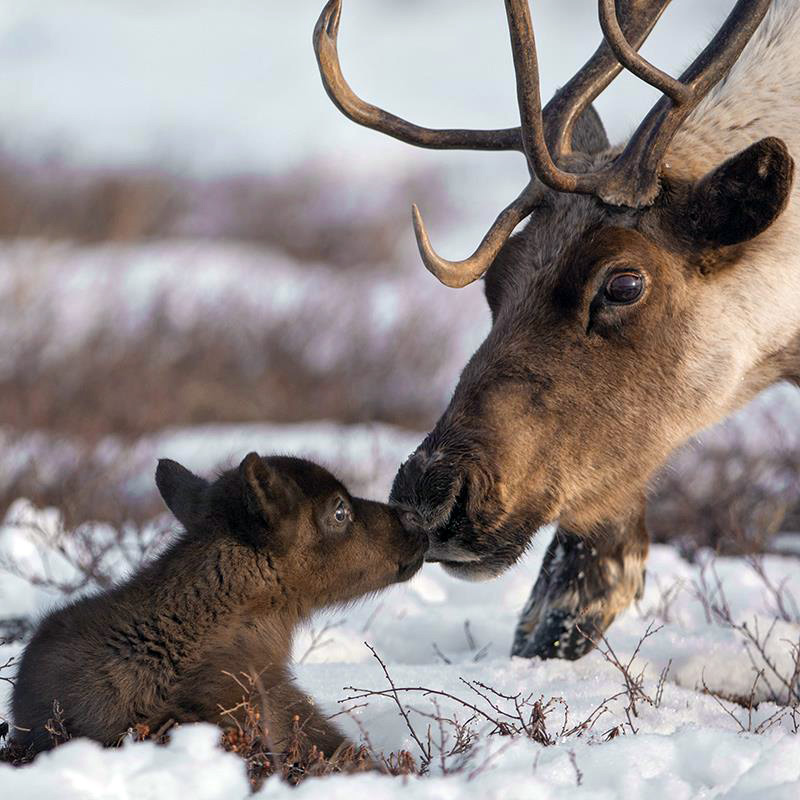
xmin=604 ymin=272 xmax=644 ymax=304
xmin=333 ymin=498 xmax=349 ymax=524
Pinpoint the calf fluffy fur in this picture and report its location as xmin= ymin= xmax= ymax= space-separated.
xmin=11 ymin=452 xmax=426 ymax=755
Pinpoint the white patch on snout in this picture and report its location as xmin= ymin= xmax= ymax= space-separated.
xmin=426 ymin=543 xmax=482 ymax=563
xmin=441 ymin=561 xmax=502 ymax=583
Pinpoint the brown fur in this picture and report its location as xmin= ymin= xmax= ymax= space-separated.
xmin=11 ymin=453 xmax=426 ymax=755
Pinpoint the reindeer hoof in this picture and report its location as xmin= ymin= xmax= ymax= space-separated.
xmin=512 ymin=607 xmax=605 ymax=660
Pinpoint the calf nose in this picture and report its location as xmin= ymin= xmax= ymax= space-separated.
xmin=390 ymin=448 xmax=462 ymax=532
xmin=398 ymin=506 xmax=426 ymax=534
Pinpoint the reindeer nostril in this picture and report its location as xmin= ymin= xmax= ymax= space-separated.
xmin=391 ymin=443 xmax=464 ymax=534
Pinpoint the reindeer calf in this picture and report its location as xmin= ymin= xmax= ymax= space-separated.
xmin=11 ymin=453 xmax=426 ymax=756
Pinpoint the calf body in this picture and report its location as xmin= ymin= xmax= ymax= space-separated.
xmin=12 ymin=453 xmax=426 ymax=755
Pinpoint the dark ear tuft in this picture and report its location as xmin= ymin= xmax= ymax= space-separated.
xmin=155 ymin=459 xmax=208 ymax=530
xmin=240 ymin=452 xmax=299 ymax=528
xmin=689 ymin=137 xmax=794 ymax=248
xmin=571 ymin=103 xmax=609 ymax=156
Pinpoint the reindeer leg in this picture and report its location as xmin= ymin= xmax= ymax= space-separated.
xmin=511 ymin=505 xmax=648 ymax=660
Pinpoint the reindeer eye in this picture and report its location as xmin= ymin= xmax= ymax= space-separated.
xmin=604 ymin=272 xmax=644 ymax=304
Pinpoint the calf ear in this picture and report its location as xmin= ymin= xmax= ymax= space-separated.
xmin=155 ymin=459 xmax=209 ymax=529
xmin=240 ymin=452 xmax=299 ymax=529
xmin=689 ymin=137 xmax=794 ymax=248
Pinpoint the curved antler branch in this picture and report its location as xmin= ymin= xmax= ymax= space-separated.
xmin=408 ymin=0 xmax=600 ymax=288
xmin=598 ymin=0 xmax=772 ymax=206
xmin=504 ymin=0 xmax=584 ymax=191
xmin=312 ymin=0 xmax=772 ymax=286
xmin=598 ymin=0 xmax=689 ymax=104
xmin=313 ymin=0 xmax=523 ymax=152
xmin=544 ymin=0 xmax=673 ymax=160
xmin=411 ymin=182 xmax=541 ymax=288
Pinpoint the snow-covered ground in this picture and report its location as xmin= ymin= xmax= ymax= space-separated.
xmin=1 ymin=426 xmax=799 ymax=798
xmin=1 ymin=494 xmax=799 ymax=798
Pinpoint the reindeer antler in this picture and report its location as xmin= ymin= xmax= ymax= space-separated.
xmin=313 ymin=0 xmax=772 ymax=288
xmin=313 ymin=0 xmax=523 ymax=153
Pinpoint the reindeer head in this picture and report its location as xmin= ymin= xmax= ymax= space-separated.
xmin=314 ymin=0 xmax=794 ymax=579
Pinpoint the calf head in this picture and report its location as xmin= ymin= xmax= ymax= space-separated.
xmin=156 ymin=453 xmax=427 ymax=610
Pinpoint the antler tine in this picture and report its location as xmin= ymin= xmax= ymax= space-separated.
xmin=317 ymin=0 xmax=771 ymax=287
xmin=313 ymin=0 xmax=523 ymax=152
xmin=598 ymin=0 xmax=689 ymax=105
xmin=597 ymin=0 xmax=772 ymax=207
xmin=545 ymin=0 xmax=673 ymax=160
xmin=411 ymin=0 xmax=663 ymax=285
xmin=504 ymin=0 xmax=584 ymax=191
xmin=412 ymin=183 xmax=541 ymax=288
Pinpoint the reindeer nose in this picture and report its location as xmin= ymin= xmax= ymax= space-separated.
xmin=390 ymin=447 xmax=461 ymax=533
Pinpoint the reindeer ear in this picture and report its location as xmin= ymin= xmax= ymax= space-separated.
xmin=689 ymin=137 xmax=794 ymax=248
xmin=239 ymin=452 xmax=299 ymax=528
xmin=155 ymin=459 xmax=209 ymax=530
xmin=571 ymin=103 xmax=609 ymax=156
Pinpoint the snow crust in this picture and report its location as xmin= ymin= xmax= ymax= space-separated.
xmin=2 ymin=480 xmax=799 ymax=798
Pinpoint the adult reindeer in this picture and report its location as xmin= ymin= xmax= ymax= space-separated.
xmin=313 ymin=0 xmax=799 ymax=659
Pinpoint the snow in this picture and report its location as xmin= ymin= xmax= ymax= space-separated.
xmin=2 ymin=472 xmax=799 ymax=798
xmin=0 ymin=724 xmax=250 ymax=800
xmin=4 ymin=723 xmax=795 ymax=800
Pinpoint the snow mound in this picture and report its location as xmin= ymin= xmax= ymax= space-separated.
xmin=0 ymin=724 xmax=249 ymax=800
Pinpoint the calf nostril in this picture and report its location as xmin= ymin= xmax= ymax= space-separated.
xmin=400 ymin=508 xmax=425 ymax=533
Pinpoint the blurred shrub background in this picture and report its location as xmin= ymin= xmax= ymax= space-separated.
xmin=0 ymin=0 xmax=798 ymax=553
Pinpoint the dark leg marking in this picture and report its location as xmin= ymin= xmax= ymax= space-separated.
xmin=511 ymin=508 xmax=648 ymax=660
